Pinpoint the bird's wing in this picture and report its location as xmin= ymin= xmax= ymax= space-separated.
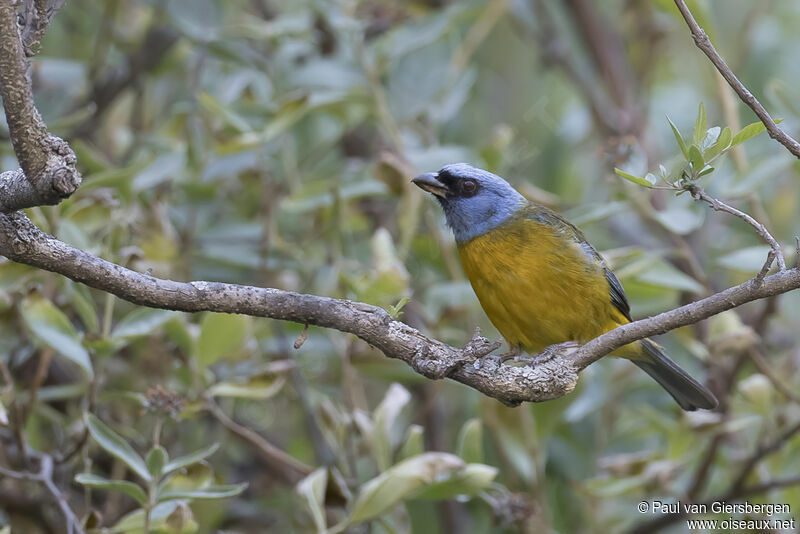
xmin=524 ymin=205 xmax=632 ymax=321
xmin=603 ymin=266 xmax=632 ymax=321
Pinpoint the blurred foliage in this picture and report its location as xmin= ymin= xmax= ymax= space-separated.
xmin=1 ymin=0 xmax=800 ymax=532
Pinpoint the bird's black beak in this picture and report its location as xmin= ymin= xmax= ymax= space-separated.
xmin=412 ymin=172 xmax=448 ymax=198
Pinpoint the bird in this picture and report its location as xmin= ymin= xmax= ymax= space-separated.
xmin=412 ymin=163 xmax=718 ymax=411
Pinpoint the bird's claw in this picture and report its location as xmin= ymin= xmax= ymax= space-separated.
xmin=526 ymin=341 xmax=580 ymax=367
xmin=474 ymin=345 xmax=522 ymax=369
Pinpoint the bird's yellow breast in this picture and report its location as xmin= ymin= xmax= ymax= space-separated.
xmin=457 ymin=216 xmax=627 ymax=352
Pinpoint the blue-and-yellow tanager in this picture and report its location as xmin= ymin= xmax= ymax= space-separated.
xmin=413 ymin=163 xmax=718 ymax=411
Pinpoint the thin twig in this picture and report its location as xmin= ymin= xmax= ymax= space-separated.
xmin=688 ymin=185 xmax=786 ymax=271
xmin=206 ymin=400 xmax=312 ymax=485
xmin=673 ymin=0 xmax=800 ymax=159
xmin=22 ymin=347 xmax=54 ymax=423
xmin=746 ymin=346 xmax=800 ymax=404
xmin=728 ymin=419 xmax=800 ymax=495
xmin=629 ymin=419 xmax=800 ymax=534
xmin=0 ymin=454 xmax=86 ymax=534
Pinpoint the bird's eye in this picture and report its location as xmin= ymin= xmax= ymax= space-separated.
xmin=461 ymin=178 xmax=478 ymax=197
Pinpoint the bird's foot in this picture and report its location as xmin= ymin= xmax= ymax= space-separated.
xmin=474 ymin=345 xmax=522 ymax=369
xmin=524 ymin=341 xmax=580 ymax=367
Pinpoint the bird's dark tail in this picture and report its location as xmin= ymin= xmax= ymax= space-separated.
xmin=633 ymin=339 xmax=718 ymax=411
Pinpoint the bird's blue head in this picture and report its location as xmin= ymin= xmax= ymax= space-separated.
xmin=412 ymin=163 xmax=526 ymax=243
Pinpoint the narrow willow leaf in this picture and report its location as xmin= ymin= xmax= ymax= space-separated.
xmin=85 ymin=414 xmax=150 ymax=482
xmin=208 ymin=375 xmax=286 ymax=399
xmin=653 ymin=208 xmax=705 ymax=235
xmin=701 ymin=126 xmax=720 ymax=150
xmin=412 ymin=464 xmax=498 ymax=500
xmin=397 ymin=425 xmax=425 ymax=461
xmin=163 ymin=443 xmax=220 ymax=476
xmin=296 ymin=468 xmax=328 ymax=533
xmin=456 ymin=419 xmax=484 ymax=464
xmin=197 ymin=313 xmax=248 ymax=367
xmin=704 ymin=126 xmax=731 ymax=160
xmin=348 ymin=453 xmax=464 ymax=524
xmin=697 ymin=165 xmax=715 ymax=177
xmin=372 ymin=383 xmax=411 ymax=471
xmin=157 ymin=483 xmax=247 ymax=503
xmin=688 ymin=145 xmax=704 ymax=171
xmin=111 ymin=309 xmax=178 ymax=339
xmin=730 ymin=120 xmax=781 ymax=146
xmin=614 ymin=168 xmax=654 ymax=188
xmin=693 ymin=102 xmax=707 ymax=145
xmin=147 ymin=445 xmax=169 ymax=480
xmin=75 ymin=473 xmax=148 ymax=505
xmin=668 ymin=117 xmax=689 ymax=158
xmin=20 ymin=297 xmax=93 ymax=379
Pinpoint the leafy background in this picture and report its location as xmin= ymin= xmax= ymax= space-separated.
xmin=1 ymin=0 xmax=799 ymax=532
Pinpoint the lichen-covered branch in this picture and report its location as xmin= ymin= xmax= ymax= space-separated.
xmin=1 ymin=211 xmax=799 ymax=406
xmin=0 ymin=0 xmax=80 ymax=212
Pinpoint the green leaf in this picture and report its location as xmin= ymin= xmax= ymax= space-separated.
xmin=397 ymin=425 xmax=425 ymax=461
xmin=163 ymin=443 xmax=220 ymax=476
xmin=157 ymin=483 xmax=247 ymax=503
xmin=85 ymin=414 xmax=151 ymax=482
xmin=668 ymin=117 xmax=689 ymax=158
xmin=456 ymin=419 xmax=484 ymax=464
xmin=74 ymin=473 xmax=148 ymax=506
xmin=700 ymin=126 xmax=720 ymax=150
xmin=636 ymin=261 xmax=705 ymax=294
xmin=133 ymin=151 xmax=186 ymax=191
xmin=412 ymin=464 xmax=498 ymax=500
xmin=730 ymin=119 xmax=781 ymax=146
xmin=20 ymin=297 xmax=93 ymax=379
xmin=147 ymin=445 xmax=169 ymax=480
xmin=197 ymin=313 xmax=248 ymax=367
xmin=296 ymin=468 xmax=328 ymax=533
xmin=372 ymin=383 xmax=411 ymax=471
xmin=652 ymin=208 xmax=705 ymax=235
xmin=387 ymin=297 xmax=410 ymax=318
xmin=105 ymin=500 xmax=185 ymax=534
xmin=348 ymin=453 xmax=464 ymax=524
xmin=207 ymin=374 xmax=286 ymax=399
xmin=67 ymin=283 xmax=99 ymax=333
xmin=717 ymin=246 xmax=773 ymax=272
xmin=197 ymin=91 xmax=253 ymax=133
xmin=697 ymin=165 xmax=715 ymax=177
xmin=614 ymin=168 xmax=654 ymax=188
xmin=704 ymin=126 xmax=731 ymax=160
xmin=688 ymin=144 xmax=704 ymax=171
xmin=692 ymin=102 xmax=707 ymax=145
xmin=111 ymin=309 xmax=178 ymax=339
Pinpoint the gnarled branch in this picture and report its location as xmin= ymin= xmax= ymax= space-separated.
xmin=0 ymin=0 xmax=80 ymax=212
xmin=1 ymin=211 xmax=799 ymax=407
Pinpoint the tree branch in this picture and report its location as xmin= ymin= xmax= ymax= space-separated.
xmin=20 ymin=0 xmax=67 ymax=56
xmin=687 ymin=184 xmax=786 ymax=272
xmin=0 ymin=0 xmax=81 ymax=212
xmin=1 ymin=211 xmax=799 ymax=407
xmin=673 ymin=0 xmax=800 ymax=159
